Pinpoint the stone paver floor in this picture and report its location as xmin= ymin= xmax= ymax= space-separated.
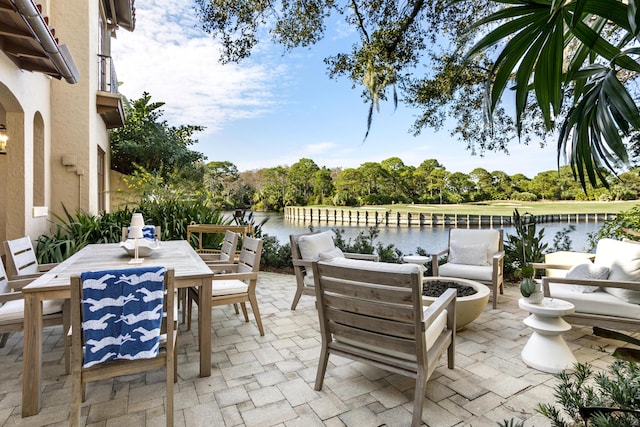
xmin=0 ymin=272 xmax=627 ymax=426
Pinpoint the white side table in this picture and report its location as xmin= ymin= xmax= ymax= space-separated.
xmin=403 ymin=255 xmax=429 ymax=265
xmin=519 ymin=297 xmax=577 ymax=373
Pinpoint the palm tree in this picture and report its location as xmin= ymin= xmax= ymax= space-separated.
xmin=465 ymin=0 xmax=640 ymax=188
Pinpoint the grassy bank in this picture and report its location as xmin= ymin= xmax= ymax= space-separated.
xmin=303 ymin=200 xmax=639 ymax=216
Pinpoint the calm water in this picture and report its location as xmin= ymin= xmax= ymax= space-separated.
xmin=252 ymin=212 xmax=603 ymax=255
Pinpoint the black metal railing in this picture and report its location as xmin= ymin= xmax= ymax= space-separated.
xmin=97 ymin=54 xmax=118 ymax=93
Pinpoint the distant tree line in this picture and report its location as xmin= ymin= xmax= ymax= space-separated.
xmin=110 ymin=93 xmax=640 ymax=212
xmin=208 ymin=157 xmax=640 ymax=211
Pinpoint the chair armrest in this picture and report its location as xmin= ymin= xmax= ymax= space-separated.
xmin=0 ymin=292 xmax=24 ymax=303
xmin=37 ymin=263 xmax=59 ymax=272
xmin=212 ymin=272 xmax=258 ymax=281
xmin=532 ymin=262 xmax=573 ymax=271
xmin=430 ymin=249 xmax=449 ymax=277
xmin=541 ymin=276 xmax=640 ymax=295
xmin=292 ymin=259 xmax=313 ymax=268
xmin=209 ymin=263 xmax=239 ymax=273
xmin=431 ymin=248 xmax=449 ymax=258
xmin=198 ymin=253 xmax=223 ymax=262
xmin=423 ymin=287 xmax=456 ymax=326
xmin=7 ymin=277 xmax=36 ymax=292
xmin=491 ymin=250 xmax=505 ymax=261
xmin=344 ymin=253 xmax=379 ymax=262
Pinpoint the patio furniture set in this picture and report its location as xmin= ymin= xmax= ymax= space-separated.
xmin=0 ymin=224 xmax=639 ymax=425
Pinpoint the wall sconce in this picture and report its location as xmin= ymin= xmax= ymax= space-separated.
xmin=0 ymin=124 xmax=7 ymax=154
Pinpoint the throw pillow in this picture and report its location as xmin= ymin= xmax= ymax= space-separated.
xmin=298 ymin=231 xmax=336 ymax=261
xmin=449 ymin=243 xmax=488 ymax=266
xmin=318 ymin=247 xmax=345 ymax=261
xmin=565 ymin=262 xmax=609 ymax=293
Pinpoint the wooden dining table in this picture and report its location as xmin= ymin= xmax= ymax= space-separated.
xmin=21 ymin=240 xmax=213 ymax=417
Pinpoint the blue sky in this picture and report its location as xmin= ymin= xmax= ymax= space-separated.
xmin=111 ymin=0 xmax=561 ymax=178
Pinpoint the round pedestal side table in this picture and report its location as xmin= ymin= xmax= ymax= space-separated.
xmin=519 ymin=298 xmax=577 ymax=374
xmin=403 ymin=255 xmax=429 ymax=265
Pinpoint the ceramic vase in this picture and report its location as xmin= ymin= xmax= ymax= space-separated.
xmin=520 ymin=277 xmax=544 ymax=303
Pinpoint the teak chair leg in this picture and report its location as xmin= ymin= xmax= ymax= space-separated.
xmin=290 ymin=285 xmax=304 ymax=311
xmin=247 ymin=295 xmax=265 ymax=336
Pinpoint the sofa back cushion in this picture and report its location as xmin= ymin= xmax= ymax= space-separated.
xmin=595 ymin=238 xmax=640 ymax=303
xmin=449 ymin=229 xmax=500 ymax=266
xmin=298 ymin=231 xmax=337 ymax=261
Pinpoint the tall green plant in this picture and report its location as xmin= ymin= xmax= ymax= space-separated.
xmin=504 ymin=209 xmax=548 ymax=278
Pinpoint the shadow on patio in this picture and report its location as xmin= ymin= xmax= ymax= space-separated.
xmin=0 ymin=272 xmax=624 ymax=426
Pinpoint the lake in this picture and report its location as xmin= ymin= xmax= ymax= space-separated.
xmin=252 ymin=212 xmax=603 ymax=255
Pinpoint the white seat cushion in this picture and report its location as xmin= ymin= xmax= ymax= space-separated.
xmin=0 ymin=298 xmax=63 ymax=322
xmin=548 ymin=284 xmax=640 ymax=319
xmin=212 ymin=280 xmax=248 ymax=296
xmin=438 ymin=263 xmax=493 ymax=282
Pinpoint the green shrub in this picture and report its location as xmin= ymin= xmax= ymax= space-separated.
xmin=36 ymin=198 xmax=225 ymax=263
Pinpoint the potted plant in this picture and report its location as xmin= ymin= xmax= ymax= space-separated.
xmin=519 ymin=264 xmax=543 ymax=303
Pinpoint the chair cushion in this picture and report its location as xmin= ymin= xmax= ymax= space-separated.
xmin=438 ymin=262 xmax=493 ymax=282
xmin=594 ymin=239 xmax=640 ymax=303
xmin=449 ymin=229 xmax=500 ymax=266
xmin=318 ymin=247 xmax=345 ymax=261
xmin=548 ymin=284 xmax=640 ymax=320
xmin=298 ymin=231 xmax=336 ymax=261
xmin=566 ymin=262 xmax=609 ymax=293
xmin=449 ymin=243 xmax=488 ymax=266
xmin=212 ymin=279 xmax=248 ymax=296
xmin=0 ymin=298 xmax=63 ymax=322
xmin=328 ymin=257 xmax=421 ymax=276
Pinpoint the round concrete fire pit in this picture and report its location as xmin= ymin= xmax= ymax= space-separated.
xmin=422 ymin=276 xmax=490 ymax=330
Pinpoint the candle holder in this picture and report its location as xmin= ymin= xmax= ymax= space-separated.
xmin=128 ymin=226 xmax=144 ymax=264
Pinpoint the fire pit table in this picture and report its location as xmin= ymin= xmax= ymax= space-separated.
xmin=422 ymin=276 xmax=490 ymax=330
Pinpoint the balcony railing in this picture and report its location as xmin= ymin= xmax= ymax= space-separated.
xmin=96 ymin=54 xmax=124 ymax=128
xmin=97 ymin=54 xmax=118 ymax=93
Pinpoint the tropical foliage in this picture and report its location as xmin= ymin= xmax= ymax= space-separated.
xmin=36 ymin=197 xmax=226 ymax=263
xmin=467 ymin=0 xmax=640 ymax=188
xmin=110 ymin=92 xmax=207 ymax=182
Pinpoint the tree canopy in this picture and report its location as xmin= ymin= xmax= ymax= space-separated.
xmin=110 ymin=92 xmax=207 ymax=181
xmin=195 ymin=0 xmax=640 ymax=188
xmin=193 ymin=1 xmax=533 ymax=151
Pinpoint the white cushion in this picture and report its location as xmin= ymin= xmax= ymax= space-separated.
xmin=318 ymin=247 xmax=345 ymax=261
xmin=449 ymin=243 xmax=488 ymax=266
xmin=0 ymin=299 xmax=63 ymax=322
xmin=438 ymin=263 xmax=493 ymax=282
xmin=336 ymin=309 xmax=448 ymax=361
xmin=298 ymin=231 xmax=336 ymax=261
xmin=594 ymin=239 xmax=640 ymax=303
xmin=212 ymin=280 xmax=248 ymax=296
xmin=566 ymin=262 xmax=609 ymax=292
xmin=449 ymin=229 xmax=500 ymax=264
xmin=548 ymin=284 xmax=640 ymax=320
xmin=328 ymin=257 xmax=421 ymax=275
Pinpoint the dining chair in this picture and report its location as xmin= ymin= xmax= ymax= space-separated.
xmin=181 ymin=230 xmax=238 ymax=324
xmin=197 ymin=230 xmax=239 ymax=265
xmin=69 ymin=266 xmax=177 ymax=427
xmin=312 ymin=260 xmax=457 ymax=427
xmin=187 ymin=236 xmax=265 ymax=336
xmin=0 ymin=258 xmax=67 ymax=348
xmin=3 ymin=236 xmax=59 ymax=279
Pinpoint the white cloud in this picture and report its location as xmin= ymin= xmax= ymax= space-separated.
xmin=112 ymin=0 xmax=286 ymax=134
